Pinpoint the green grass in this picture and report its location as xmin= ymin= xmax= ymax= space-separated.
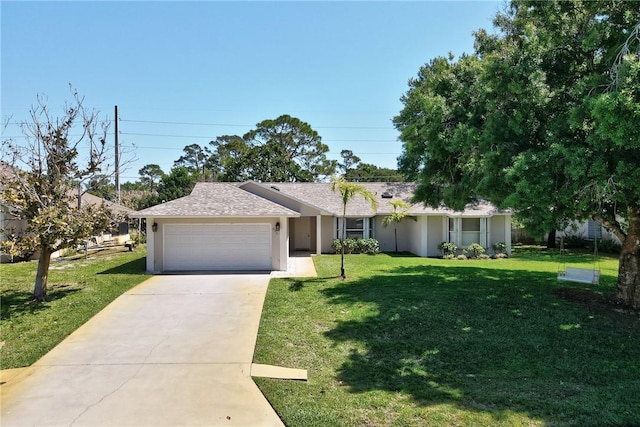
xmin=254 ymin=248 xmax=640 ymax=427
xmin=0 ymin=247 xmax=149 ymax=369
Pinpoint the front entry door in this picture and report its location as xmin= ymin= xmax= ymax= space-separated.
xmin=294 ymin=217 xmax=311 ymax=251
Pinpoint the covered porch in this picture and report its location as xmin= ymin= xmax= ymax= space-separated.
xmin=288 ymin=215 xmax=324 ymax=255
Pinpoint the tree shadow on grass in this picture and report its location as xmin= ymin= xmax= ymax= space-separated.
xmin=289 ymin=280 xmax=304 ymax=291
xmin=283 ymin=276 xmax=339 ymax=292
xmin=1 ymin=284 xmax=82 ymax=321
xmin=97 ymin=257 xmax=147 ymax=275
xmin=511 ymin=246 xmax=619 ymax=265
xmin=381 ymin=251 xmax=418 ymax=258
xmin=321 ymin=263 xmax=640 ymax=426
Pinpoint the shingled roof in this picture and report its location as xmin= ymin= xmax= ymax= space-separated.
xmin=78 ymin=192 xmax=134 ymax=216
xmin=1 ymin=161 xmax=134 ymax=216
xmin=133 ymin=181 xmax=507 ymax=219
xmin=131 ymin=182 xmax=299 ymax=218
xmin=251 ymin=182 xmax=506 ymax=217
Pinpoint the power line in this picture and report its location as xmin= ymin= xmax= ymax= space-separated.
xmin=5 ymin=117 xmax=398 ymax=130
xmin=122 ymin=132 xmax=213 ymax=139
xmin=121 ymin=119 xmax=250 ymax=127
xmin=122 ymin=144 xmax=400 ymax=155
xmin=120 ymin=118 xmax=395 ymax=130
xmin=120 ymin=131 xmax=399 ymax=143
xmin=5 ymin=131 xmax=401 ymax=144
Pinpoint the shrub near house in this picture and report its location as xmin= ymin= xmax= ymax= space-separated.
xmin=438 ymin=241 xmax=458 ymax=259
xmin=466 ymin=243 xmax=486 ymax=258
xmin=332 ymin=238 xmax=380 ymax=255
xmin=438 ymin=241 xmax=508 ymax=260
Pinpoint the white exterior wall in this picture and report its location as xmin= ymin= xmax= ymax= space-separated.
xmin=490 ymin=216 xmax=505 ymax=244
xmin=487 ymin=214 xmax=512 ymax=255
xmin=406 ymin=216 xmax=425 ymax=256
xmin=442 ymin=215 xmax=512 ymax=255
xmin=146 ymin=216 xmax=155 ymax=272
xmin=146 ymin=217 xmax=287 ymax=273
xmin=558 ymin=220 xmax=621 ymax=244
xmin=374 ymin=216 xmax=394 ymax=253
xmin=315 ymin=215 xmax=322 ymax=254
xmin=505 ymin=215 xmax=512 ymax=255
xmin=146 ymin=213 xmax=512 ymax=266
xmin=427 ymin=216 xmax=445 ymax=257
xmin=316 ymin=213 xmax=511 ymax=258
xmin=277 ymin=216 xmax=289 ymax=270
xmin=373 ymin=214 xmax=513 ymax=257
xmin=398 ymin=218 xmax=416 ymax=253
xmin=321 ymin=215 xmax=335 ymax=253
xmin=374 ymin=215 xmax=459 ymax=257
xmin=372 ymin=216 xmax=417 ymax=254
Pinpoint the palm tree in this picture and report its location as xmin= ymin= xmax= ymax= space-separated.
xmin=382 ymin=200 xmax=416 ymax=253
xmin=330 ymin=175 xmax=377 ymax=279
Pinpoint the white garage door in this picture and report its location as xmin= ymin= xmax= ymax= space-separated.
xmin=163 ymin=223 xmax=272 ymax=271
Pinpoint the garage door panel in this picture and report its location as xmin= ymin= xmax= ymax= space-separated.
xmin=163 ymin=224 xmax=271 ymax=271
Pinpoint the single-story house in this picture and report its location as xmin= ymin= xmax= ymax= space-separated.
xmin=132 ymin=181 xmax=512 ymax=273
xmin=512 ymin=219 xmax=623 ymax=246
xmin=558 ymin=219 xmax=622 ymax=244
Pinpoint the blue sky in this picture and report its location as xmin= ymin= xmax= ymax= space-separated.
xmin=1 ymin=1 xmax=501 ymax=182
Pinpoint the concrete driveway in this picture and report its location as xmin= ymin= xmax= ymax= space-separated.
xmin=1 ymin=274 xmax=284 ymax=426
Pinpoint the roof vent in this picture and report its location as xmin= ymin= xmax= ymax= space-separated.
xmin=271 ymin=185 xmax=280 ymax=191
xmin=381 ymin=192 xmax=393 ymax=199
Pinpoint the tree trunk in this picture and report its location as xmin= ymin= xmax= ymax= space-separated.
xmin=340 ymin=238 xmax=346 ymax=279
xmin=547 ymin=228 xmax=557 ymax=249
xmin=33 ymin=247 xmax=52 ymax=301
xmin=340 ymin=213 xmax=346 ymax=279
xmin=616 ymin=210 xmax=640 ymax=309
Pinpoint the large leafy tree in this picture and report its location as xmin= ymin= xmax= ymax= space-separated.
xmin=339 ymin=149 xmax=361 ymax=175
xmin=394 ymin=0 xmax=640 ymax=308
xmin=200 ymin=116 xmax=336 ymax=182
xmin=85 ymin=174 xmax=116 ymax=201
xmin=138 ymin=164 xmax=164 ymax=191
xmin=206 ymin=135 xmax=250 ymax=181
xmin=330 ymin=175 xmax=377 ymax=279
xmin=243 ymin=115 xmax=336 ymax=181
xmin=243 ymin=142 xmax=312 ymax=182
xmin=155 ymin=166 xmax=197 ymax=203
xmin=174 ymin=144 xmax=209 ymax=181
xmin=115 ymin=164 xmax=165 ymax=210
xmin=1 ymin=90 xmax=113 ymax=301
xmin=346 ymin=163 xmax=405 ymax=182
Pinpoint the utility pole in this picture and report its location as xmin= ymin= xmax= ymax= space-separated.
xmin=114 ymin=105 xmax=120 ymax=203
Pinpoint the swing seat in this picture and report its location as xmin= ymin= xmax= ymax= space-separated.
xmin=557 ymin=267 xmax=600 ymax=285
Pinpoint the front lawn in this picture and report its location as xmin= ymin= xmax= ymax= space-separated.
xmin=254 ymin=248 xmax=640 ymax=426
xmin=1 ymin=248 xmax=148 ymax=369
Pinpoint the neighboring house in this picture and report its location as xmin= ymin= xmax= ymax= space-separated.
xmin=0 ymin=162 xmax=135 ymax=262
xmin=132 ymin=181 xmax=512 ymax=273
xmin=0 ymin=163 xmax=29 ymax=262
xmin=558 ymin=219 xmax=622 ymax=244
xmin=0 ymin=202 xmax=29 ymax=261
xmin=74 ymin=191 xmax=136 ymax=244
xmin=512 ymin=219 xmax=622 ymax=246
